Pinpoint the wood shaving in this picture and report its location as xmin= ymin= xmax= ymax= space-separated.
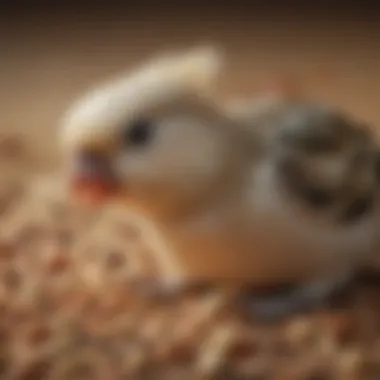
xmin=0 ymin=135 xmax=379 ymax=380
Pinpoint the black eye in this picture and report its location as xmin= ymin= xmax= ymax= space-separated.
xmin=123 ymin=119 xmax=152 ymax=146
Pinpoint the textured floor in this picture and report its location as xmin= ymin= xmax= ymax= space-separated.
xmin=1 ymin=134 xmax=380 ymax=380
xmin=1 ymin=5 xmax=380 ymax=379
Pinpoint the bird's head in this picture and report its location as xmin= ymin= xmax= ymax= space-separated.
xmin=60 ymin=46 xmax=246 ymax=220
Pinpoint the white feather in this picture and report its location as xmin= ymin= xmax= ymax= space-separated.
xmin=60 ymin=46 xmax=223 ymax=151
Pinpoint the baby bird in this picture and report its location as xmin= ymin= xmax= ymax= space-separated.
xmin=59 ymin=47 xmax=379 ymax=318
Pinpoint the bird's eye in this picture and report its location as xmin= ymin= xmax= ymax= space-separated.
xmin=123 ymin=119 xmax=152 ymax=146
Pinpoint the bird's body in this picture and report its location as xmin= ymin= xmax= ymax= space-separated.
xmin=158 ymin=162 xmax=373 ymax=285
xmin=59 ymin=46 xmax=380 ymax=318
xmin=146 ymin=100 xmax=378 ymax=289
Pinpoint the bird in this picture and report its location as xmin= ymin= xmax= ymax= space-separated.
xmin=59 ymin=46 xmax=380 ymax=319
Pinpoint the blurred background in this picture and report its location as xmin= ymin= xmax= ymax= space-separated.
xmin=1 ymin=2 xmax=380 ymax=167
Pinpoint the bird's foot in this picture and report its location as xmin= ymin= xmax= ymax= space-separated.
xmin=241 ymin=273 xmax=352 ymax=322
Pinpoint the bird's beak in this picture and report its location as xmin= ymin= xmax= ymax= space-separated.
xmin=67 ymin=150 xmax=119 ymax=205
